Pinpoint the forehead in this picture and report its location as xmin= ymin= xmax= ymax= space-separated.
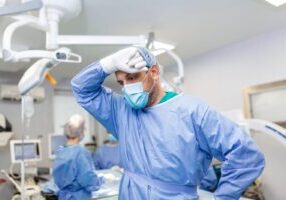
xmin=115 ymin=71 xmax=144 ymax=81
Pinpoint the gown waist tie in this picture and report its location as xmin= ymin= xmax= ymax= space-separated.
xmin=125 ymin=170 xmax=198 ymax=198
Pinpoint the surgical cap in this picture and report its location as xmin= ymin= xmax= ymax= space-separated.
xmin=137 ymin=47 xmax=157 ymax=68
xmin=64 ymin=114 xmax=85 ymax=138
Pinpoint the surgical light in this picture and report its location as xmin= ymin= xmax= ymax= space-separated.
xmin=265 ymin=0 xmax=286 ymax=7
xmin=149 ymin=41 xmax=175 ymax=56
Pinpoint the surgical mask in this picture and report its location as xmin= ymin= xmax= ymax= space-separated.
xmin=123 ymin=82 xmax=149 ymax=109
xmin=122 ymin=71 xmax=155 ymax=109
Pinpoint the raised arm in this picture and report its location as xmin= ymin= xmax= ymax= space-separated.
xmin=71 ymin=62 xmax=121 ymax=137
xmin=71 ymin=47 xmax=149 ymax=137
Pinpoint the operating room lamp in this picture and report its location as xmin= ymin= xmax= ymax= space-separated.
xmin=146 ymin=32 xmax=184 ymax=92
xmin=0 ymin=0 xmax=43 ymax=16
xmin=0 ymin=0 xmax=176 ymax=94
xmin=265 ymin=0 xmax=286 ymax=7
xmin=1 ymin=0 xmax=175 ymax=63
xmin=0 ymin=2 xmax=178 ymax=200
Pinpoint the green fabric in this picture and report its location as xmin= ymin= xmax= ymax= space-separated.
xmin=159 ymin=91 xmax=178 ymax=104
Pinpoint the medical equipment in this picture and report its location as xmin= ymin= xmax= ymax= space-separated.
xmin=0 ymin=0 xmax=43 ymax=16
xmin=21 ymin=95 xmax=34 ymax=119
xmin=48 ymin=134 xmax=67 ymax=160
xmin=163 ymin=49 xmax=184 ymax=87
xmin=0 ymin=132 xmax=14 ymax=146
xmin=7 ymin=140 xmax=42 ymax=200
xmin=1 ymin=169 xmax=41 ymax=200
xmin=242 ymin=119 xmax=286 ymax=200
xmin=10 ymin=139 xmax=42 ymax=164
xmin=1 ymin=0 xmax=174 ymax=63
xmin=0 ymin=113 xmax=9 ymax=131
xmin=145 ymin=33 xmax=184 ymax=92
xmin=18 ymin=59 xmax=57 ymax=96
xmin=17 ymin=47 xmax=81 ymax=96
xmin=0 ymin=113 xmax=14 ymax=146
xmin=1 ymin=0 xmax=178 ymax=106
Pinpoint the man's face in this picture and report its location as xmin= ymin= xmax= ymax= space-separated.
xmin=115 ymin=65 xmax=159 ymax=92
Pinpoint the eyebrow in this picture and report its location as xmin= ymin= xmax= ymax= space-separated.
xmin=126 ymin=73 xmax=139 ymax=79
xmin=126 ymin=73 xmax=134 ymax=79
xmin=117 ymin=72 xmax=140 ymax=85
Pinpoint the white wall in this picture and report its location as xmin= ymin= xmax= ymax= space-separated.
xmin=183 ymin=25 xmax=286 ymax=111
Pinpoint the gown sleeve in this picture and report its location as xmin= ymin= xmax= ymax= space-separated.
xmin=71 ymin=62 xmax=123 ymax=138
xmin=195 ymin=104 xmax=265 ymax=200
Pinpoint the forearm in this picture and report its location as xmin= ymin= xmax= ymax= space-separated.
xmin=198 ymin=105 xmax=265 ymax=200
xmin=213 ymin=144 xmax=265 ymax=200
xmin=71 ymin=61 xmax=121 ymax=136
xmin=71 ymin=62 xmax=109 ymax=103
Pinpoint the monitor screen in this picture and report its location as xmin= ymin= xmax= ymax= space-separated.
xmin=14 ymin=143 xmax=39 ymax=160
xmin=10 ymin=140 xmax=41 ymax=163
xmin=49 ymin=134 xmax=67 ymax=159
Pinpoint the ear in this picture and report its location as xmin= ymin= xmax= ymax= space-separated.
xmin=149 ymin=64 xmax=160 ymax=79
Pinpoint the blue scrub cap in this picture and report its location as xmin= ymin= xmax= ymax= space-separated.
xmin=136 ymin=47 xmax=157 ymax=68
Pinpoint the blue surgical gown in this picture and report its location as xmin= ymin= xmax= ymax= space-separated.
xmin=71 ymin=62 xmax=265 ymax=200
xmin=199 ymin=167 xmax=218 ymax=192
xmin=52 ymin=145 xmax=102 ymax=200
xmin=93 ymin=144 xmax=122 ymax=170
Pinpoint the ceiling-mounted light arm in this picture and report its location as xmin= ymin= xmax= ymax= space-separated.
xmin=18 ymin=47 xmax=82 ymax=96
xmin=1 ymin=15 xmax=82 ymax=63
xmin=152 ymin=48 xmax=184 ymax=86
xmin=265 ymin=0 xmax=286 ymax=7
xmin=146 ymin=32 xmax=155 ymax=49
xmin=3 ymin=17 xmax=48 ymax=50
xmin=159 ymin=64 xmax=183 ymax=93
xmin=165 ymin=49 xmax=184 ymax=86
xmin=57 ymin=35 xmax=147 ymax=46
xmin=18 ymin=58 xmax=58 ymax=96
xmin=8 ymin=48 xmax=81 ymax=63
xmin=2 ymin=17 xmax=48 ymax=62
xmin=144 ymin=34 xmax=182 ymax=87
xmin=0 ymin=0 xmax=43 ymax=16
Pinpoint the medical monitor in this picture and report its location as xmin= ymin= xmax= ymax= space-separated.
xmin=10 ymin=139 xmax=41 ymax=164
xmin=49 ymin=134 xmax=67 ymax=159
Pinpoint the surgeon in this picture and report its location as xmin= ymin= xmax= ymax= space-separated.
xmin=71 ymin=47 xmax=265 ymax=200
xmin=93 ymin=134 xmax=122 ymax=170
xmin=52 ymin=114 xmax=102 ymax=200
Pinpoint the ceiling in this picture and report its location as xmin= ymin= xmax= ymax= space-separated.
xmin=1 ymin=0 xmax=286 ymax=83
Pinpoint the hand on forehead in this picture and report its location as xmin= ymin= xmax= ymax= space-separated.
xmin=118 ymin=47 xmax=157 ymax=73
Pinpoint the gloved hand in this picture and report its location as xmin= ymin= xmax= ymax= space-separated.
xmin=99 ymin=47 xmax=148 ymax=74
xmin=98 ymin=173 xmax=117 ymax=184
